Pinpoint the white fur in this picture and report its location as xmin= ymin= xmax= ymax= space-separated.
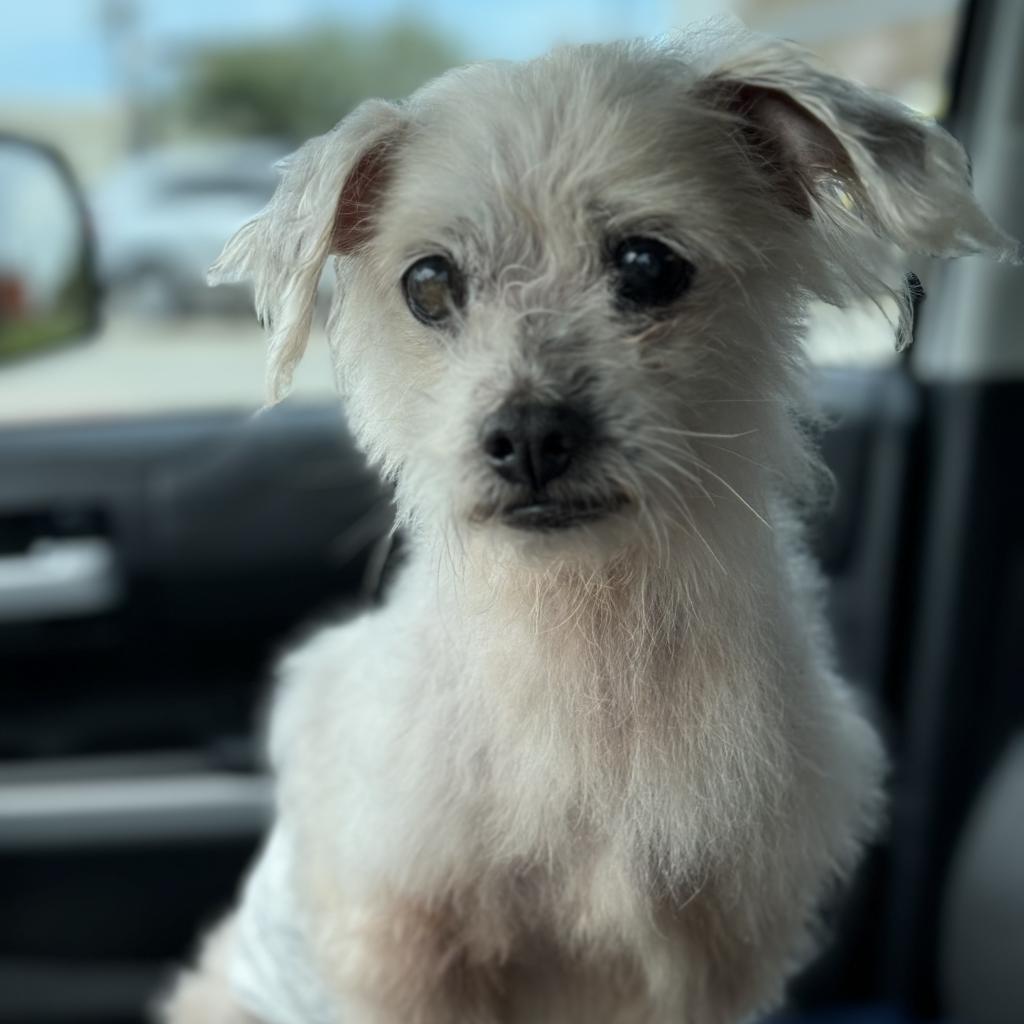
xmin=162 ymin=23 xmax=1019 ymax=1024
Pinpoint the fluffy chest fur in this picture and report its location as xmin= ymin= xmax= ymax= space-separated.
xmin=266 ymin=529 xmax=880 ymax=1022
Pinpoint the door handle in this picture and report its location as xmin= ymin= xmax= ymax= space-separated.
xmin=0 ymin=537 xmax=122 ymax=622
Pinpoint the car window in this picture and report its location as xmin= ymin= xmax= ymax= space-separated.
xmin=0 ymin=0 xmax=965 ymax=425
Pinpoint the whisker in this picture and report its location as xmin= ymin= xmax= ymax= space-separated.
xmin=643 ymin=425 xmax=760 ymax=441
xmin=703 ymin=442 xmax=777 ymax=475
xmin=681 ymin=455 xmax=773 ymax=530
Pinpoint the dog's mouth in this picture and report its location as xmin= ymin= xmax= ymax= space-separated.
xmin=498 ymin=493 xmax=629 ymax=531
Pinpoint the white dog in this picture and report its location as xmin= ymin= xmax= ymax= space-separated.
xmin=162 ymin=24 xmax=1020 ymax=1024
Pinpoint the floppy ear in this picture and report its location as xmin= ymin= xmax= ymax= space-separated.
xmin=698 ymin=38 xmax=1020 ymax=313
xmin=209 ymin=99 xmax=406 ymax=403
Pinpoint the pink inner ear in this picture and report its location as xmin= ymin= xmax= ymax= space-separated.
xmin=706 ymin=80 xmax=859 ymax=218
xmin=331 ymin=141 xmax=396 ymax=254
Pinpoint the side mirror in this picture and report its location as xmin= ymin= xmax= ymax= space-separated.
xmin=0 ymin=135 xmax=100 ymax=362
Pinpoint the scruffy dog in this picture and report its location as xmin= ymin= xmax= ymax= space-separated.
xmin=163 ymin=24 xmax=1020 ymax=1024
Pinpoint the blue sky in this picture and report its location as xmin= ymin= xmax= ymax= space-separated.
xmin=0 ymin=0 xmax=725 ymax=102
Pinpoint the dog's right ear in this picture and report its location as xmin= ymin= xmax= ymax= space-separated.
xmin=209 ymin=99 xmax=406 ymax=403
xmin=692 ymin=34 xmax=1021 ymax=349
xmin=696 ymin=39 xmax=1020 ymax=267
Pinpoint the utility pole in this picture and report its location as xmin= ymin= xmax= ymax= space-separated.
xmin=100 ymin=0 xmax=148 ymax=151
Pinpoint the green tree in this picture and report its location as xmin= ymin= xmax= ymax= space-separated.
xmin=177 ymin=21 xmax=461 ymax=142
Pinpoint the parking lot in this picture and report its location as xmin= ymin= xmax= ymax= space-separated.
xmin=0 ymin=314 xmax=338 ymax=425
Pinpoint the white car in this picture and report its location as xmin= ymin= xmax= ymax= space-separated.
xmin=92 ymin=140 xmax=287 ymax=317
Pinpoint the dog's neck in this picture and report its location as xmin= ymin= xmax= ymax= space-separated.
xmin=420 ymin=508 xmax=781 ymax=688
xmin=402 ymin=519 xmax=805 ymax=872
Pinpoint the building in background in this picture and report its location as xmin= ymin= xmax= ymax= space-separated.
xmin=736 ymin=0 xmax=962 ymax=113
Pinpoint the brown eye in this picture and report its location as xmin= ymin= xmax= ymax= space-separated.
xmin=612 ymin=237 xmax=695 ymax=309
xmin=402 ymin=255 xmax=465 ymax=326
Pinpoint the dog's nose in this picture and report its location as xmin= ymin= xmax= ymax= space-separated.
xmin=481 ymin=402 xmax=592 ymax=489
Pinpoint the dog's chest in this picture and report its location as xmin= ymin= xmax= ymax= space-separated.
xmin=441 ymin=849 xmax=694 ymax=1023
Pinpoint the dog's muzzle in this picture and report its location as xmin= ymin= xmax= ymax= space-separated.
xmin=478 ymin=400 xmax=627 ymax=530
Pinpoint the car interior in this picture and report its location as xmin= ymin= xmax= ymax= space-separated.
xmin=0 ymin=1 xmax=1021 ymax=1022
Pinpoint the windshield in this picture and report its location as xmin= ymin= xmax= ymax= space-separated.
xmin=0 ymin=0 xmax=966 ymax=425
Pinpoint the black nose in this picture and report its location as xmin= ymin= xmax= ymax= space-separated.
xmin=481 ymin=402 xmax=592 ymax=489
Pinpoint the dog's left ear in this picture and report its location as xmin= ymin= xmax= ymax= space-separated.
xmin=209 ymin=99 xmax=406 ymax=403
xmin=698 ymin=41 xmax=1021 ymax=266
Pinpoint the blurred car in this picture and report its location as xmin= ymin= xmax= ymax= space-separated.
xmin=91 ymin=140 xmax=287 ymax=317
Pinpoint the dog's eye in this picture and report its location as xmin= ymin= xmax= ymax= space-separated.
xmin=612 ymin=237 xmax=695 ymax=309
xmin=402 ymin=255 xmax=465 ymax=326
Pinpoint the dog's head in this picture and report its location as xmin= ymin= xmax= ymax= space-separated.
xmin=212 ymin=30 xmax=1018 ymax=563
